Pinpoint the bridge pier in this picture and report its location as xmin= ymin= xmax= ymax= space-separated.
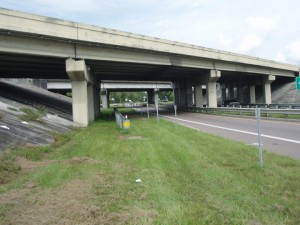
xmin=173 ymin=80 xmax=187 ymax=107
xmin=221 ymin=84 xmax=227 ymax=104
xmin=147 ymin=88 xmax=159 ymax=105
xmin=250 ymin=85 xmax=256 ymax=104
xmin=263 ymin=75 xmax=275 ymax=104
xmin=206 ymin=70 xmax=221 ymax=108
xmin=101 ymin=88 xmax=109 ymax=109
xmin=66 ymin=58 xmax=100 ymax=126
xmin=194 ymin=84 xmax=203 ymax=107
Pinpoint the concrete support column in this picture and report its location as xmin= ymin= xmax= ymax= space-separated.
xmin=66 ymin=58 xmax=96 ymax=126
xmin=154 ymin=88 xmax=159 ymax=105
xmin=263 ymin=75 xmax=276 ymax=104
xmin=101 ymin=88 xmax=109 ymax=109
xmin=206 ymin=70 xmax=221 ymax=108
xmin=179 ymin=87 xmax=187 ymax=106
xmin=173 ymin=88 xmax=179 ymax=106
xmin=194 ymin=84 xmax=203 ymax=107
xmin=221 ymin=84 xmax=227 ymax=104
xmin=93 ymin=79 xmax=101 ymax=118
xmin=228 ymin=84 xmax=235 ymax=100
xmin=173 ymin=80 xmax=187 ymax=107
xmin=147 ymin=90 xmax=155 ymax=104
xmin=237 ymin=84 xmax=244 ymax=103
xmin=186 ymin=86 xmax=193 ymax=107
xmin=250 ymin=85 xmax=256 ymax=104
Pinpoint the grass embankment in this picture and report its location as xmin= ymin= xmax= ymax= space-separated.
xmin=0 ymin=109 xmax=299 ymax=224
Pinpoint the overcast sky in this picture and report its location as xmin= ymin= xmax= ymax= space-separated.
xmin=1 ymin=0 xmax=300 ymax=66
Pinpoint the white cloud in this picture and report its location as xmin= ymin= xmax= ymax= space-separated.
xmin=237 ymin=35 xmax=263 ymax=53
xmin=274 ymin=39 xmax=300 ymax=64
xmin=275 ymin=52 xmax=287 ymax=63
xmin=218 ymin=33 xmax=234 ymax=50
xmin=246 ymin=15 xmax=281 ymax=30
xmin=285 ymin=39 xmax=300 ymax=63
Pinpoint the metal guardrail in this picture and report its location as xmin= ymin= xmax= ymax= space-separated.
xmin=114 ymin=107 xmax=130 ymax=131
xmin=183 ymin=106 xmax=300 ymax=116
xmin=267 ymin=104 xmax=300 ymax=109
xmin=221 ymin=103 xmax=300 ymax=109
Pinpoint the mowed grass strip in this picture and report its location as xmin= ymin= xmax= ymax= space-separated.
xmin=0 ymin=110 xmax=299 ymax=225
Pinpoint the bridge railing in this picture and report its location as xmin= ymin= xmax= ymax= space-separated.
xmin=114 ymin=107 xmax=130 ymax=131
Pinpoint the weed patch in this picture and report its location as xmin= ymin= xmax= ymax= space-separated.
xmin=19 ymin=107 xmax=46 ymax=123
xmin=0 ymin=152 xmax=20 ymax=184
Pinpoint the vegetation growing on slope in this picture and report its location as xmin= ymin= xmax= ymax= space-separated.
xmin=19 ymin=105 xmax=47 ymax=123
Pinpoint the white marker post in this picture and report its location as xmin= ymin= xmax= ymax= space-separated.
xmin=174 ymin=105 xmax=178 ymax=127
xmin=156 ymin=104 xmax=159 ymax=122
xmin=147 ymin=103 xmax=149 ymax=119
xmin=255 ymin=108 xmax=263 ymax=169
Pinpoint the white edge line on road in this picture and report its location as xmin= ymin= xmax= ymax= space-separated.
xmin=162 ymin=115 xmax=300 ymax=145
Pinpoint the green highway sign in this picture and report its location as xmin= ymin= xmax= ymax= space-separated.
xmin=296 ymin=77 xmax=300 ymax=90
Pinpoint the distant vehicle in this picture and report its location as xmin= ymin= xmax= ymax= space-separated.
xmin=223 ymin=99 xmax=240 ymax=107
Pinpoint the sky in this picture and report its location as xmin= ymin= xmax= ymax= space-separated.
xmin=1 ymin=0 xmax=300 ymax=66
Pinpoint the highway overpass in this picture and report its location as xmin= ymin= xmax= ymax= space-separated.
xmin=0 ymin=8 xmax=299 ymax=126
xmin=46 ymin=79 xmax=173 ymax=107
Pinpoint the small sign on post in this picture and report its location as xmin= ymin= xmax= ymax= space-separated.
xmin=174 ymin=105 xmax=178 ymax=127
xmin=146 ymin=103 xmax=149 ymax=119
xmin=255 ymin=108 xmax=263 ymax=169
xmin=156 ymin=104 xmax=159 ymax=122
xmin=296 ymin=77 xmax=300 ymax=90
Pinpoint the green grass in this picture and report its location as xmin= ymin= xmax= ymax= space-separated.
xmin=0 ymin=112 xmax=300 ymax=224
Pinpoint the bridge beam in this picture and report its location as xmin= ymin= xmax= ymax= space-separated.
xmin=66 ymin=58 xmax=99 ymax=126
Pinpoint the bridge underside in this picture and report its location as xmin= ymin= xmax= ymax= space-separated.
xmin=0 ymin=51 xmax=297 ymax=126
xmin=1 ymin=52 xmax=293 ymax=83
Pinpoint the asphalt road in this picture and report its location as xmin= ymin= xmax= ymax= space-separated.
xmin=160 ymin=112 xmax=300 ymax=159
